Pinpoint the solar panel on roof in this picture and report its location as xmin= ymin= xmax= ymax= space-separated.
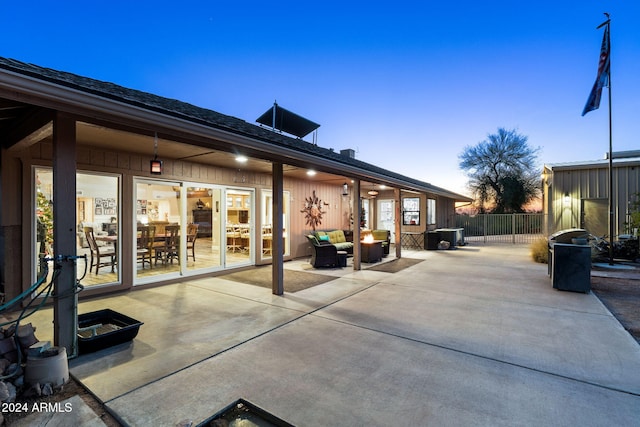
xmin=256 ymin=102 xmax=320 ymax=138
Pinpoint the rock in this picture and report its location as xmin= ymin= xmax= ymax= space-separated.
xmin=4 ymin=382 xmax=16 ymax=402
xmin=0 ymin=381 xmax=9 ymax=401
xmin=5 ymin=324 xmax=16 ymax=338
xmin=438 ymin=240 xmax=451 ymax=250
xmin=22 ymin=382 xmax=41 ymax=398
xmin=27 ymin=340 xmax=51 ymax=357
xmin=0 ymin=337 xmax=17 ymax=363
xmin=41 ymin=382 xmax=54 ymax=396
xmin=16 ymin=323 xmax=38 ymax=350
xmin=0 ymin=358 xmax=11 ymax=373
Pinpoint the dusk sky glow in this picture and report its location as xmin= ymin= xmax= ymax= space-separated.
xmin=3 ymin=1 xmax=640 ymax=196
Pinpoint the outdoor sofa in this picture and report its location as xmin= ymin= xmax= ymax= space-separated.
xmin=313 ymin=230 xmax=354 ymax=253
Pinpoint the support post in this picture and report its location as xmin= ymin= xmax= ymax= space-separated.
xmin=352 ymin=180 xmax=361 ymax=271
xmin=394 ymin=188 xmax=401 ymax=258
xmin=271 ymin=162 xmax=284 ymax=295
xmin=52 ymin=113 xmax=78 ymax=357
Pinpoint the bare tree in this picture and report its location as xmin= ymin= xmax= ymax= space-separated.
xmin=459 ymin=128 xmax=540 ymax=213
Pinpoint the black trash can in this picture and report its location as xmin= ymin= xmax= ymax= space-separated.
xmin=547 ymin=228 xmax=589 ymax=277
xmin=425 ymin=231 xmax=439 ymax=250
xmin=550 ymin=242 xmax=591 ymax=293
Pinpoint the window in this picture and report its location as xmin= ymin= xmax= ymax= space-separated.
xmin=402 ymin=197 xmax=420 ymax=225
xmin=427 ymin=198 xmax=436 ymax=225
xmin=361 ymin=199 xmax=370 ymax=228
xmin=35 ymin=168 xmax=121 ymax=287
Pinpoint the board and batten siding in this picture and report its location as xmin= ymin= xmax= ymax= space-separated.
xmin=547 ymin=161 xmax=640 ymax=236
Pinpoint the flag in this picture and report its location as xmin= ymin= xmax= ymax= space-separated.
xmin=582 ymin=23 xmax=610 ymax=116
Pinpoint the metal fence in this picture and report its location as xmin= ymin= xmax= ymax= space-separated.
xmin=455 ymin=213 xmax=546 ymax=244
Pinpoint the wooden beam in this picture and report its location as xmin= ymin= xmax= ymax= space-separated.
xmin=52 ymin=112 xmax=78 ymax=357
xmin=271 ymin=162 xmax=284 ymax=295
xmin=352 ymin=180 xmax=361 ymax=271
xmin=2 ymin=107 xmax=54 ymax=151
xmin=395 ymin=188 xmax=402 ymax=258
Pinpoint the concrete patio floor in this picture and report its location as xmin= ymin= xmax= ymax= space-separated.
xmin=26 ymin=243 xmax=640 ymax=426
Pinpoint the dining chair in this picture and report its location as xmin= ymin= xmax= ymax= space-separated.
xmin=262 ymin=225 xmax=272 ymax=255
xmin=83 ymin=226 xmax=116 ymax=274
xmin=155 ymin=224 xmax=180 ymax=265
xmin=186 ymin=223 xmax=199 ymax=261
xmin=226 ymin=225 xmax=240 ymax=253
xmin=136 ymin=225 xmax=155 ymax=269
xmin=239 ymin=224 xmax=251 ymax=252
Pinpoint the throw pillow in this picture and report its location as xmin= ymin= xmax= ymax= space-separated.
xmin=318 ymin=235 xmax=330 ymax=242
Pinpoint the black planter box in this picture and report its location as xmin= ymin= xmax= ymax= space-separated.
xmin=197 ymin=399 xmax=294 ymax=427
xmin=77 ymin=309 xmax=143 ymax=354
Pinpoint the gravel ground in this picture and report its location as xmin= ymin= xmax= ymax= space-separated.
xmin=591 ymin=274 xmax=640 ymax=344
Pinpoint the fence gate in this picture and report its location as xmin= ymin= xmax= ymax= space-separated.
xmin=455 ymin=213 xmax=546 ymax=244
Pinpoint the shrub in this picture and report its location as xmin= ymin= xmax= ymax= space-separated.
xmin=530 ymin=237 xmax=549 ymax=264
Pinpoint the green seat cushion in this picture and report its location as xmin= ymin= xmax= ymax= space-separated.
xmin=372 ymin=230 xmax=389 ymax=240
xmin=328 ymin=230 xmax=346 ymax=243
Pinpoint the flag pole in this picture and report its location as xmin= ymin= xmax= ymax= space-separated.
xmin=582 ymin=13 xmax=612 ymax=262
xmin=601 ymin=15 xmax=614 ymax=265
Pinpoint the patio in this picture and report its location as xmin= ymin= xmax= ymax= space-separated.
xmin=22 ymin=244 xmax=640 ymax=426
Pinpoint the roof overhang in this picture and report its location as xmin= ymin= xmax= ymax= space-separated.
xmin=0 ymin=60 xmax=472 ymax=202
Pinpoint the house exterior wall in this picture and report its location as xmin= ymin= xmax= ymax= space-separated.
xmin=544 ymin=161 xmax=640 ymax=236
xmin=4 ymin=136 xmax=461 ymax=300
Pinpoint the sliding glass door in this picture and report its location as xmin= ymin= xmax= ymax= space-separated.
xmin=34 ymin=167 xmax=121 ymax=287
xmin=225 ymin=189 xmax=254 ymax=268
xmin=186 ymin=185 xmax=222 ymax=272
xmin=135 ymin=180 xmax=182 ymax=283
xmin=261 ymin=189 xmax=290 ymax=257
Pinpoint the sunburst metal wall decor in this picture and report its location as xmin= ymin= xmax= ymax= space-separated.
xmin=300 ymin=190 xmax=328 ymax=230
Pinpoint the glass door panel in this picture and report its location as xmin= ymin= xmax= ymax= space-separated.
xmin=186 ymin=186 xmax=221 ymax=272
xmin=34 ymin=168 xmax=121 ymax=288
xmin=225 ymin=189 xmax=253 ymax=267
xmin=377 ymin=199 xmax=396 ymax=243
xmin=135 ymin=180 xmax=181 ymax=283
xmin=261 ymin=190 xmax=290 ymax=257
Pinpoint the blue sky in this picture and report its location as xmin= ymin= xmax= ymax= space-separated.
xmin=3 ymin=1 xmax=640 ymax=196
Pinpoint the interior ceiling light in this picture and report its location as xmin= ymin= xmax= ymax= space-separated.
xmin=150 ymin=132 xmax=163 ymax=175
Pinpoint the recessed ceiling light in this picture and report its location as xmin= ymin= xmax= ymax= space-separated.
xmin=307 ymin=170 xmax=316 ymax=176
xmin=235 ymin=155 xmax=248 ymax=163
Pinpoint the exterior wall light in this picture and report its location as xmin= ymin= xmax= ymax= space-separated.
xmin=563 ymin=192 xmax=570 ymax=206
xmin=342 ymin=182 xmax=349 ymax=196
xmin=150 ymin=132 xmax=163 ymax=175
